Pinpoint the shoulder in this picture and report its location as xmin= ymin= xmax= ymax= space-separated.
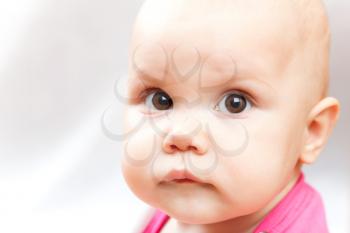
xmin=254 ymin=173 xmax=329 ymax=233
xmin=287 ymin=181 xmax=329 ymax=233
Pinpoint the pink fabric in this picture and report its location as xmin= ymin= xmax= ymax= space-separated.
xmin=252 ymin=172 xmax=329 ymax=233
xmin=142 ymin=209 xmax=170 ymax=233
xmin=142 ymin=172 xmax=329 ymax=233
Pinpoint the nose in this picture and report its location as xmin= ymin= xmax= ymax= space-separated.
xmin=162 ymin=117 xmax=209 ymax=155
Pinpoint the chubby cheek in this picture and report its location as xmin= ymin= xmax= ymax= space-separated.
xmin=214 ymin=115 xmax=301 ymax=215
xmin=121 ymin=109 xmax=160 ymax=204
xmin=121 ymin=156 xmax=156 ymax=206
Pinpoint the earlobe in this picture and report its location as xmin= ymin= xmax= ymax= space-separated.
xmin=300 ymin=97 xmax=341 ymax=165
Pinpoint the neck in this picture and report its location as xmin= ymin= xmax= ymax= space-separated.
xmin=175 ymin=169 xmax=302 ymax=233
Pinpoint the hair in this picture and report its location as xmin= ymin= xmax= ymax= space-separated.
xmin=296 ymin=0 xmax=331 ymax=100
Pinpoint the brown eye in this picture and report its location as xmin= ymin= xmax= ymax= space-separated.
xmin=216 ymin=93 xmax=251 ymax=114
xmin=145 ymin=90 xmax=173 ymax=111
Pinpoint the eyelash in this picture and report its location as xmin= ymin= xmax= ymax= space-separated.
xmin=139 ymin=87 xmax=255 ymax=115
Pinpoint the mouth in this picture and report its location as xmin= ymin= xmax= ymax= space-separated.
xmin=162 ymin=169 xmax=205 ymax=184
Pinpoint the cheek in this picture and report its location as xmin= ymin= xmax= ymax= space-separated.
xmin=121 ymin=157 xmax=156 ymax=205
xmin=247 ymin=110 xmax=303 ymax=171
xmin=213 ymin=114 xmax=302 ymax=214
xmin=123 ymin=123 xmax=157 ymax=164
xmin=206 ymin=118 xmax=249 ymax=157
xmin=121 ymin=108 xmax=160 ymax=203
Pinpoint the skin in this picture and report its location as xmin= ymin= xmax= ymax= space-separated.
xmin=121 ymin=0 xmax=340 ymax=232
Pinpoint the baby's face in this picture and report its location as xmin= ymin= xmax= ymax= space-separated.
xmin=122 ymin=0 xmax=325 ymax=224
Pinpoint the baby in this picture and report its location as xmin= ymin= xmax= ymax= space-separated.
xmin=121 ymin=0 xmax=340 ymax=232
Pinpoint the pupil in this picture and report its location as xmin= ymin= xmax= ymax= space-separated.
xmin=159 ymin=96 xmax=169 ymax=105
xmin=225 ymin=94 xmax=246 ymax=113
xmin=232 ymin=97 xmax=241 ymax=108
xmin=152 ymin=91 xmax=172 ymax=110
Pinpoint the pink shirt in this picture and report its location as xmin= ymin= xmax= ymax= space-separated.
xmin=142 ymin=172 xmax=329 ymax=233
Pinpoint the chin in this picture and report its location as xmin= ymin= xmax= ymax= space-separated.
xmin=160 ymin=200 xmax=231 ymax=224
xmin=169 ymin=211 xmax=214 ymax=224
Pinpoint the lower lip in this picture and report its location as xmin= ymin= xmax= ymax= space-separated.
xmin=172 ymin=179 xmax=196 ymax=183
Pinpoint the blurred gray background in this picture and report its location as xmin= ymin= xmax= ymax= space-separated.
xmin=0 ymin=0 xmax=348 ymax=232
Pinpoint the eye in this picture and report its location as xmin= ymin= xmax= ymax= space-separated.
xmin=144 ymin=89 xmax=173 ymax=111
xmin=215 ymin=92 xmax=252 ymax=114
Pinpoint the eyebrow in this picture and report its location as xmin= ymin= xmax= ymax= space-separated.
xmin=132 ymin=69 xmax=167 ymax=86
xmin=126 ymin=71 xmax=162 ymax=101
xmin=207 ymin=64 xmax=277 ymax=94
xmin=226 ymin=75 xmax=275 ymax=91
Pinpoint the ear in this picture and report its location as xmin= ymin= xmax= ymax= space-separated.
xmin=300 ymin=97 xmax=341 ymax=164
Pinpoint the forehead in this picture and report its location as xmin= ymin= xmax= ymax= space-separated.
xmin=130 ymin=1 xmax=298 ymax=78
xmin=129 ymin=0 xmax=303 ymax=87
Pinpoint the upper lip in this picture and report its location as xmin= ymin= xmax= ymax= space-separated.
xmin=163 ymin=169 xmax=204 ymax=183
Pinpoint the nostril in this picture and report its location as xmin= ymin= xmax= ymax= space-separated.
xmin=169 ymin=144 xmax=197 ymax=152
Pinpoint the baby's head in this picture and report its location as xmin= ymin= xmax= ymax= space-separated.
xmin=122 ymin=0 xmax=340 ymax=226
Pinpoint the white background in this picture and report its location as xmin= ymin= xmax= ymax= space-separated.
xmin=0 ymin=0 xmax=349 ymax=232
